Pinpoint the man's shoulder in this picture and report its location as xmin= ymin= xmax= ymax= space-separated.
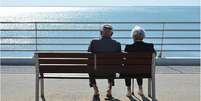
xmin=90 ymin=38 xmax=100 ymax=43
xmin=90 ymin=38 xmax=121 ymax=45
xmin=142 ymin=42 xmax=154 ymax=46
xmin=91 ymin=38 xmax=100 ymax=41
xmin=111 ymin=39 xmax=121 ymax=44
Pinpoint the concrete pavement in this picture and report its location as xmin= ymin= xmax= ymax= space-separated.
xmin=1 ymin=66 xmax=200 ymax=101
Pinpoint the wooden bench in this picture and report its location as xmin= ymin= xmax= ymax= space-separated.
xmin=34 ymin=52 xmax=156 ymax=101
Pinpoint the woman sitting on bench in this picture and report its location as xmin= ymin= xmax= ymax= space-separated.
xmin=124 ymin=25 xmax=156 ymax=97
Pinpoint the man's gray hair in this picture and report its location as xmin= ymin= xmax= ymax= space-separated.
xmin=100 ymin=24 xmax=113 ymax=31
xmin=131 ymin=25 xmax=145 ymax=38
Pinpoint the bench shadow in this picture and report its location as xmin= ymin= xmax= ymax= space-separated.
xmin=41 ymin=96 xmax=46 ymax=101
xmin=140 ymin=95 xmax=150 ymax=101
xmin=91 ymin=97 xmax=121 ymax=101
xmin=127 ymin=96 xmax=137 ymax=101
xmin=110 ymin=98 xmax=121 ymax=101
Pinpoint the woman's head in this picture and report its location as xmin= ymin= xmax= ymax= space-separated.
xmin=131 ymin=25 xmax=145 ymax=41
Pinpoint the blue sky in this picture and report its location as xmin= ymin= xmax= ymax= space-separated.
xmin=1 ymin=0 xmax=200 ymax=6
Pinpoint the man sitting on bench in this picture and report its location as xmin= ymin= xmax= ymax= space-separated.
xmin=124 ymin=25 xmax=156 ymax=97
xmin=88 ymin=24 xmax=121 ymax=100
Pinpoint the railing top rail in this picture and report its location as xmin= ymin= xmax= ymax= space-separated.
xmin=0 ymin=21 xmax=200 ymax=24
xmin=1 ymin=29 xmax=200 ymax=32
xmin=1 ymin=36 xmax=200 ymax=39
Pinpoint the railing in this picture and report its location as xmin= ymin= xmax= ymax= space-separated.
xmin=1 ymin=21 xmax=200 ymax=59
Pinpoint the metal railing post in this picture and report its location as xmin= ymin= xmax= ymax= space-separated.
xmin=34 ymin=22 xmax=38 ymax=51
xmin=148 ymin=78 xmax=152 ymax=97
xmin=94 ymin=54 xmax=97 ymax=70
xmin=159 ymin=23 xmax=165 ymax=58
xmin=151 ymin=53 xmax=156 ymax=101
xmin=131 ymin=78 xmax=134 ymax=95
xmin=40 ymin=73 xmax=45 ymax=98
xmin=35 ymin=53 xmax=39 ymax=101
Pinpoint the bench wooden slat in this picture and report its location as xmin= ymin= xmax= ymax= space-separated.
xmin=95 ymin=65 xmax=123 ymax=73
xmin=39 ymin=59 xmax=92 ymax=64
xmin=126 ymin=52 xmax=153 ymax=58
xmin=96 ymin=59 xmax=123 ymax=65
xmin=125 ymin=59 xmax=152 ymax=65
xmin=95 ymin=53 xmax=124 ymax=59
xmin=39 ymin=65 xmax=89 ymax=73
xmin=123 ymin=65 xmax=151 ymax=73
xmin=95 ymin=54 xmax=123 ymax=65
xmin=120 ymin=73 xmax=151 ymax=78
xmin=38 ymin=53 xmax=92 ymax=58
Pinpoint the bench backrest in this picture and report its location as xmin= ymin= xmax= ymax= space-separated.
xmin=93 ymin=53 xmax=124 ymax=73
xmin=124 ymin=52 xmax=154 ymax=78
xmin=35 ymin=52 xmax=155 ymax=78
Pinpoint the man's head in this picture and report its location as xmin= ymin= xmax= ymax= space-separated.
xmin=100 ymin=24 xmax=113 ymax=37
xmin=131 ymin=25 xmax=145 ymax=41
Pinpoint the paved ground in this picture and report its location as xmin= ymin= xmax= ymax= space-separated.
xmin=1 ymin=66 xmax=200 ymax=101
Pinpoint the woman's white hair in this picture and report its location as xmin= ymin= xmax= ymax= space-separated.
xmin=131 ymin=25 xmax=146 ymax=38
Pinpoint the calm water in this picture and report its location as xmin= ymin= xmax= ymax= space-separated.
xmin=0 ymin=6 xmax=200 ymax=58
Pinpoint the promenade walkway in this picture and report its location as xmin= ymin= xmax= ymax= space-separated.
xmin=1 ymin=66 xmax=200 ymax=101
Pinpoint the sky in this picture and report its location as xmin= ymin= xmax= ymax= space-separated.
xmin=1 ymin=0 xmax=200 ymax=6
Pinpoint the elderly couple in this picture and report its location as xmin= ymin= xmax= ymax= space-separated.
xmin=88 ymin=24 xmax=156 ymax=100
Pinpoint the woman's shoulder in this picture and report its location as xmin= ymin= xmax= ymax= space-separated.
xmin=124 ymin=44 xmax=134 ymax=51
xmin=125 ymin=44 xmax=134 ymax=47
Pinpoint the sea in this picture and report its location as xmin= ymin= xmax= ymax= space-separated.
xmin=0 ymin=6 xmax=200 ymax=58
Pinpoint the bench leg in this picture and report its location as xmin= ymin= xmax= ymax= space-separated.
xmin=148 ymin=78 xmax=152 ymax=97
xmin=131 ymin=78 xmax=134 ymax=95
xmin=40 ymin=74 xmax=45 ymax=98
xmin=35 ymin=72 xmax=39 ymax=101
xmin=152 ymin=78 xmax=156 ymax=101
